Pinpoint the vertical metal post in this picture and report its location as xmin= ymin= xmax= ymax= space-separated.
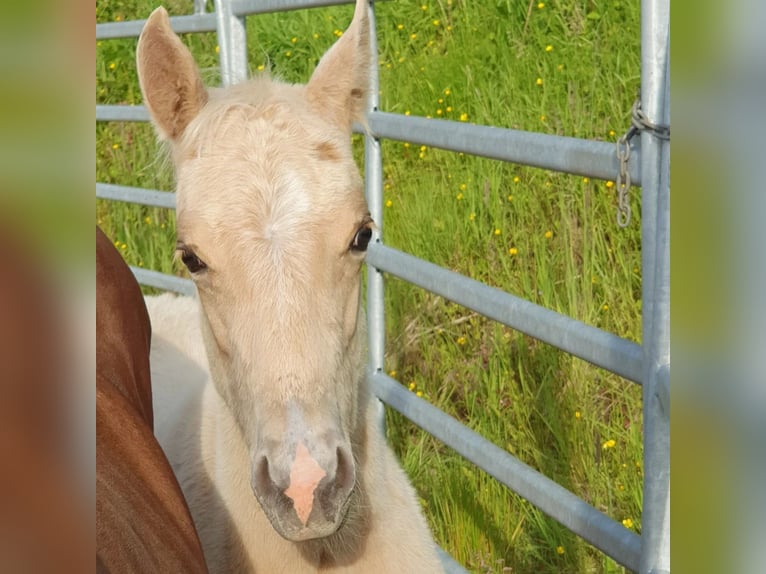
xmin=640 ymin=0 xmax=670 ymax=572
xmin=214 ymin=0 xmax=249 ymax=87
xmin=363 ymin=1 xmax=386 ymax=430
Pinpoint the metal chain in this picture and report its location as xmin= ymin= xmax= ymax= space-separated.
xmin=614 ymin=95 xmax=670 ymax=228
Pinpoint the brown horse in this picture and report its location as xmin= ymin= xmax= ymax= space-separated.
xmin=96 ymin=226 xmax=208 ymax=573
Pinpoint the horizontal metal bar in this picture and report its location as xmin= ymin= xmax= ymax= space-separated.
xmin=367 ymin=244 xmax=643 ymax=384
xmin=96 ymin=13 xmax=217 ymax=39
xmin=372 ymin=372 xmax=641 ymax=571
xmin=96 ymin=108 xmax=636 ymax=187
xmin=129 ymin=267 xmax=195 ymax=296
xmin=436 ymin=547 xmax=467 ymax=574
xmin=96 ymin=105 xmax=150 ymax=122
xmin=367 ymin=111 xmax=641 ymax=185
xmin=232 ymin=0 xmax=354 ymax=16
xmin=97 ymin=183 xmax=176 ymax=209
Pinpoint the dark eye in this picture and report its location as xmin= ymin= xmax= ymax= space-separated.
xmin=181 ymin=249 xmax=207 ymax=273
xmin=350 ymin=226 xmax=373 ymax=252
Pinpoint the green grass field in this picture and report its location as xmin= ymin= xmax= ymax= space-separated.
xmin=97 ymin=1 xmax=643 ymax=571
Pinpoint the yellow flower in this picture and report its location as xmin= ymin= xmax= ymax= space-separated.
xmin=609 ymin=129 xmax=616 ymax=137
xmin=389 ymin=370 xmax=397 ymax=377
xmin=557 ymin=63 xmax=564 ymax=71
xmin=556 ymin=546 xmax=564 ymax=555
xmin=536 ymin=78 xmax=543 ymax=86
xmin=513 ymin=176 xmax=520 ymax=183
xmin=385 ymin=199 xmax=393 ymax=208
xmin=602 ymin=439 xmax=616 ymax=449
xmin=120 ymin=243 xmax=127 ymax=250
xmin=421 ymin=4 xmax=428 ymax=10
xmin=582 ymin=177 xmax=590 ymax=183
xmin=397 ymin=23 xmax=404 ymax=30
xmin=419 ymin=152 xmax=426 ymax=159
xmin=538 ymin=2 xmax=545 ymax=8
xmin=408 ymin=382 xmax=416 ymax=391
xmin=112 ymin=143 xmax=119 ymax=150
xmin=456 ymin=336 xmax=467 ymax=345
xmin=545 ymin=45 xmax=553 ymax=52
xmin=446 ymin=106 xmax=452 ymax=112
xmin=144 ymin=216 xmax=152 ymax=225
xmin=540 ymin=115 xmax=546 ymax=122
xmin=433 ymin=19 xmax=440 ymax=26
xmin=438 ymin=98 xmax=444 ymax=104
xmin=403 ymin=142 xmax=410 ymax=148
xmin=544 ymin=230 xmax=553 ymax=239
xmin=456 ymin=193 xmax=464 ymax=200
xmin=109 ymin=62 xmax=116 ymax=70
xmin=416 ymin=390 xmax=423 ymax=398
xmin=494 ymin=228 xmax=501 ymax=236
xmin=459 ymin=112 xmax=468 ymax=121
xmin=507 ymin=194 xmax=513 ymax=201
xmin=574 ymin=411 xmax=581 ymax=419
xmin=257 ymin=64 xmax=265 ymax=71
xmin=291 ymin=36 xmax=297 ymax=43
xmin=447 ymin=25 xmax=453 ymax=31
xmin=459 ymin=183 xmax=467 ymax=191
xmin=622 ymin=518 xmax=634 ymax=529
xmin=436 ymin=109 xmax=443 ymax=116
xmin=285 ymin=51 xmax=292 ymax=57
xmin=420 ymin=145 xmax=427 ymax=152
xmin=398 ymin=56 xmax=405 ymax=63
xmin=508 ymin=247 xmax=518 ymax=256
xmin=333 ymin=29 xmax=343 ymax=37
xmin=313 ymin=33 xmax=319 ymax=39
xmin=469 ymin=213 xmax=476 ymax=221
xmin=602 ymin=304 xmax=609 ymax=311
xmin=215 ymin=45 xmax=220 ymax=54
xmin=404 ymin=110 xmax=411 ymax=116
xmin=606 ymin=180 xmax=615 ymax=188
xmin=410 ymin=33 xmax=417 ymax=40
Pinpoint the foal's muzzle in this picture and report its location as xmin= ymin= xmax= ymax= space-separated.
xmin=251 ymin=437 xmax=356 ymax=541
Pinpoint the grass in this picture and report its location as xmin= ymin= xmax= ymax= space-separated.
xmin=97 ymin=1 xmax=643 ymax=572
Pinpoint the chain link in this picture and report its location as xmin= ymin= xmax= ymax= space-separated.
xmin=613 ymin=95 xmax=670 ymax=228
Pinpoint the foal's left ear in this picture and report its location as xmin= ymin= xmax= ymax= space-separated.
xmin=306 ymin=0 xmax=370 ymax=132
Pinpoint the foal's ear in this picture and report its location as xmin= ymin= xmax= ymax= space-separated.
xmin=306 ymin=0 xmax=370 ymax=132
xmin=136 ymin=7 xmax=208 ymax=141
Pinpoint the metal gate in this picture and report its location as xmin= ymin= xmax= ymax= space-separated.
xmin=96 ymin=1 xmax=669 ymax=571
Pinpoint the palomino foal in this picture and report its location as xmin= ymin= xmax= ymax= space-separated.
xmin=138 ymin=2 xmax=443 ymax=572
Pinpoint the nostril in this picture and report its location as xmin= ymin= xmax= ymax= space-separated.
xmin=254 ymin=455 xmax=274 ymax=492
xmin=334 ymin=446 xmax=355 ymax=493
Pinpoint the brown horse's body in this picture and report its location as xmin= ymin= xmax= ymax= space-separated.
xmin=96 ymin=227 xmax=207 ymax=573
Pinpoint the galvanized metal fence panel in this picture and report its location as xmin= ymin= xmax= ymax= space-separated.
xmin=96 ymin=1 xmax=670 ymax=571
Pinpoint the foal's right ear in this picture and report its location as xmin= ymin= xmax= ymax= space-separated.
xmin=136 ymin=7 xmax=208 ymax=142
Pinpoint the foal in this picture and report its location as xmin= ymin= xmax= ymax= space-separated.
xmin=138 ymin=2 xmax=443 ymax=572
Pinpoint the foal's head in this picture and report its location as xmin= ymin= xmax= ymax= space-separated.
xmin=137 ymin=1 xmax=372 ymax=542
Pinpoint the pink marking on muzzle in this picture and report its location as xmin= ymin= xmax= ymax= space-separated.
xmin=283 ymin=442 xmax=326 ymax=526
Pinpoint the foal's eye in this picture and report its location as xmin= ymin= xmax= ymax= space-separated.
xmin=350 ymin=226 xmax=373 ymax=252
xmin=180 ymin=250 xmax=207 ymax=274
